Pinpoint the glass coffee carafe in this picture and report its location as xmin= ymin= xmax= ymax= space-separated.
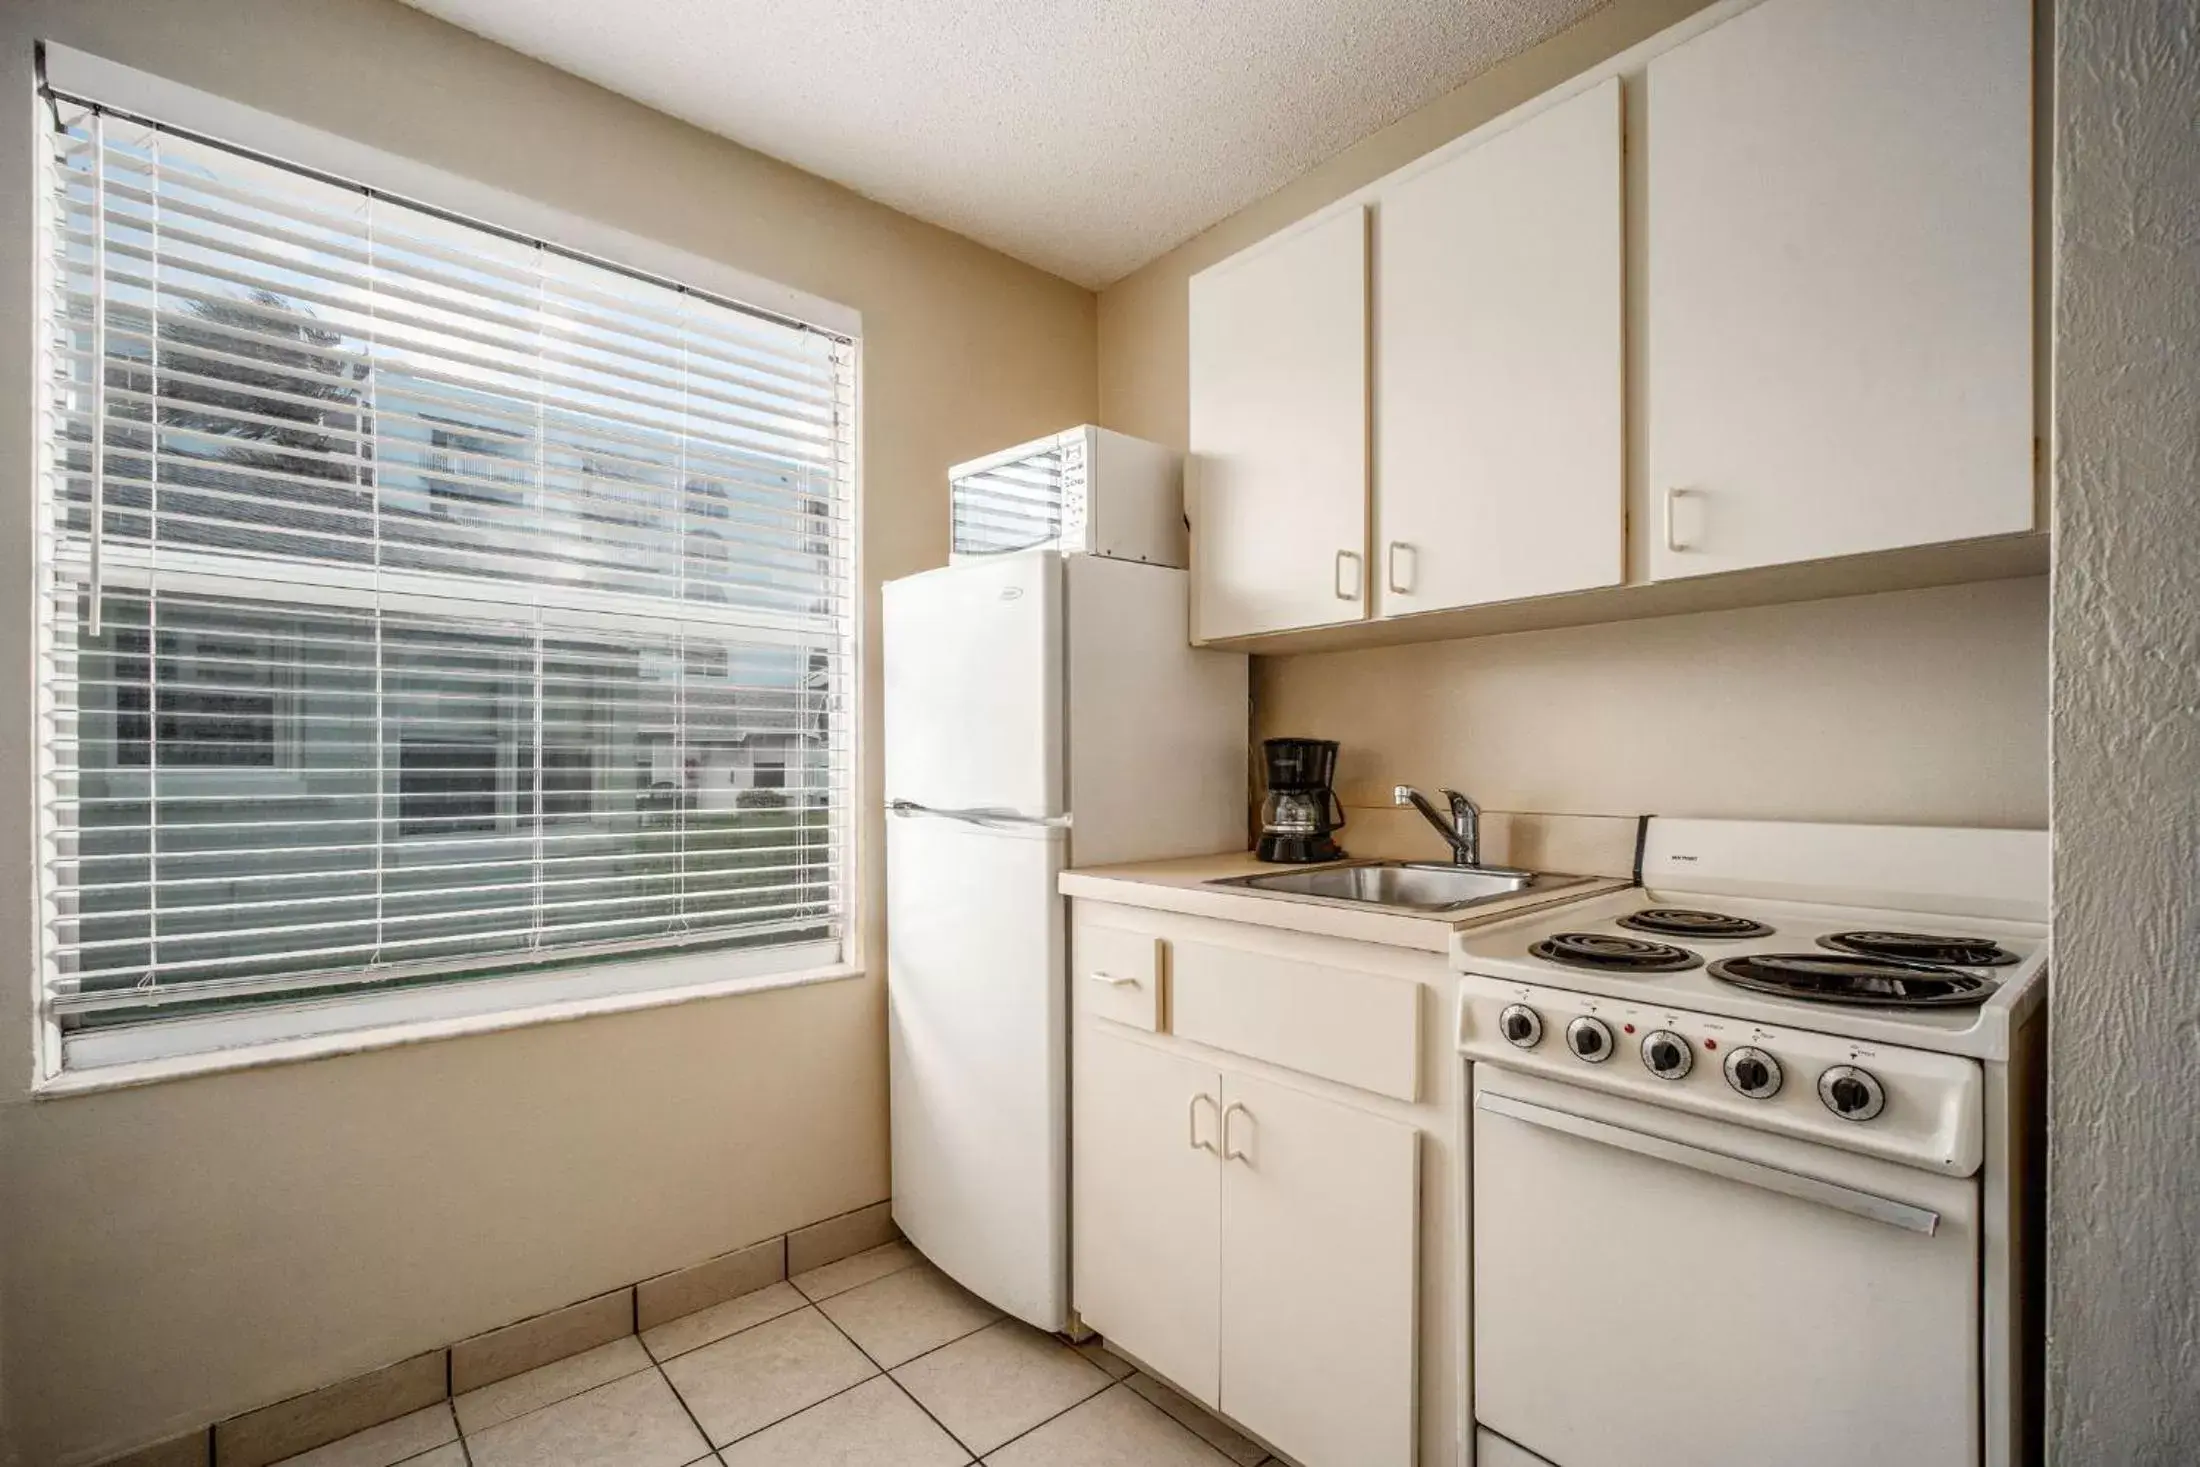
xmin=1256 ymin=737 xmax=1346 ymax=863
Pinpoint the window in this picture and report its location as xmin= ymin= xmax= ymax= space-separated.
xmin=37 ymin=91 xmax=858 ymax=1073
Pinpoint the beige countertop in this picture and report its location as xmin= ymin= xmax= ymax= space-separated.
xmin=1058 ymin=851 xmax=1632 ymax=953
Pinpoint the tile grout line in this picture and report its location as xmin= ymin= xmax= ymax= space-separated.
xmin=808 ymin=1299 xmax=982 ymax=1461
xmin=456 ymin=1253 xmax=992 ymax=1467
xmin=664 ymin=1292 xmax=1016 ymax=1461
xmin=960 ymin=1375 xmax=1129 ymax=1464
xmin=377 ymin=1427 xmax=471 ymax=1467
xmin=652 ymin=1260 xmax=949 ymax=1464
xmin=451 ymin=1345 xmax=664 ymax=1454
xmin=786 ymin=1243 xmax=922 ymax=1308
xmin=634 ymin=1265 xmax=944 ymax=1457
xmin=1002 ymin=1371 xmax=1263 ymax=1467
xmin=678 ymin=1364 xmax=885 ymax=1460
xmin=431 ymin=1401 xmax=469 ymax=1467
xmin=930 ymin=1326 xmax=1117 ymax=1450
xmin=650 ymin=1359 xmax=722 ymax=1465
xmin=646 ymin=1273 xmax=835 ymax=1368
xmin=882 ymin=1374 xmax=980 ymax=1466
xmin=816 ymin=1298 xmax=1120 ymax=1464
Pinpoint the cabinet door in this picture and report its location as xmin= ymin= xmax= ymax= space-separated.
xmin=1071 ymin=1025 xmax=1223 ymax=1405
xmin=1647 ymin=0 xmax=2033 ymax=579
xmin=1376 ymin=78 xmax=1624 ymax=615
xmin=1188 ymin=207 xmax=1370 ymax=641
xmin=1218 ymin=1072 xmax=1419 ymax=1467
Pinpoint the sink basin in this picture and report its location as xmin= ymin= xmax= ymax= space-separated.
xmin=1212 ymin=861 xmax=1541 ymax=912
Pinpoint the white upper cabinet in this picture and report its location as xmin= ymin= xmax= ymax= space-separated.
xmin=1182 ymin=0 xmax=2041 ymax=647
xmin=1376 ymin=78 xmax=1625 ymax=615
xmin=1646 ymin=0 xmax=2035 ymax=580
xmin=1189 ymin=207 xmax=1370 ymax=641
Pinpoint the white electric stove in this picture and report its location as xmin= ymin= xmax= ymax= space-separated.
xmin=1454 ymin=819 xmax=2047 ymax=1467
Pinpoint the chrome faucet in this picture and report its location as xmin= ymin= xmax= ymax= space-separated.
xmin=1394 ymin=785 xmax=1482 ymax=867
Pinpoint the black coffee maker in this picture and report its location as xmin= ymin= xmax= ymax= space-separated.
xmin=1257 ymin=737 xmax=1346 ymax=863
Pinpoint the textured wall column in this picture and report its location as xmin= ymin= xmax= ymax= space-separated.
xmin=2047 ymin=1 xmax=2200 ymax=1460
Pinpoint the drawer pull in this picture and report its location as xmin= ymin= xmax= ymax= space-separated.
xmin=1222 ymin=1100 xmax=1254 ymax=1163
xmin=1386 ymin=541 xmax=1416 ymax=595
xmin=1189 ymin=1093 xmax=1219 ymax=1154
xmin=1334 ymin=549 xmax=1363 ymax=601
xmin=1663 ymin=486 xmax=1699 ymax=553
xmin=1087 ymin=971 xmax=1143 ymax=988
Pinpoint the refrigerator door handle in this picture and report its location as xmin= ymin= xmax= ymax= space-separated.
xmin=888 ymin=798 xmax=1074 ymax=831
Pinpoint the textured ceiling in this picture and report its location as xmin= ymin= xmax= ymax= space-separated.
xmin=396 ymin=0 xmax=1609 ymax=287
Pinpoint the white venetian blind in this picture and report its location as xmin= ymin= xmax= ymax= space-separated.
xmin=38 ymin=95 xmax=858 ymax=1040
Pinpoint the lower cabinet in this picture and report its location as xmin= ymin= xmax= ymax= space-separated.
xmin=1074 ymin=1026 xmax=1224 ymax=1403
xmin=1073 ymin=1023 xmax=1421 ymax=1467
xmin=1218 ymin=1069 xmax=1421 ymax=1467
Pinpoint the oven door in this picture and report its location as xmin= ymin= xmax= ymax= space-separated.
xmin=1472 ymin=1065 xmax=1981 ymax=1467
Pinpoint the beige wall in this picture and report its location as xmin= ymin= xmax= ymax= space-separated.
xmin=1098 ymin=0 xmax=2049 ymax=841
xmin=0 ymin=3 xmax=1095 ymax=1463
xmin=1263 ymin=577 xmax=2049 ymax=860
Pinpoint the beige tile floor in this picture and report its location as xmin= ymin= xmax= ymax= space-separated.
xmin=276 ymin=1243 xmax=1286 ymax=1467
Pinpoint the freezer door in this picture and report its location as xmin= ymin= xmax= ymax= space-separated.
xmin=887 ymin=810 xmax=1068 ymax=1330
xmin=883 ymin=553 xmax=1063 ymax=816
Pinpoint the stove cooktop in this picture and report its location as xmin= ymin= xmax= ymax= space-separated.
xmin=1817 ymin=930 xmax=2023 ymax=966
xmin=1528 ymin=932 xmax=1703 ymax=972
xmin=1617 ymin=907 xmax=1775 ymax=940
xmin=1450 ymin=886 xmax=2049 ymax=1058
xmin=1532 ymin=911 xmax=2004 ymax=1008
xmin=1705 ymin=952 xmax=2000 ymax=1007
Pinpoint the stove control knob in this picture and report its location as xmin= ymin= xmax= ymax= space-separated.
xmin=1498 ymin=1004 xmax=1543 ymax=1049
xmin=1724 ymin=1047 xmax=1784 ymax=1099
xmin=1818 ymin=1065 xmax=1886 ymax=1122
xmin=1641 ymin=1031 xmax=1693 ymax=1079
xmin=1565 ymin=1016 xmax=1614 ymax=1063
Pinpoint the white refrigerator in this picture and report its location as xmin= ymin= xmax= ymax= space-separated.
xmin=884 ymin=550 xmax=1248 ymax=1331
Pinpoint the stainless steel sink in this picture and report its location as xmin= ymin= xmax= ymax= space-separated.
xmin=1211 ymin=860 xmax=1546 ymax=912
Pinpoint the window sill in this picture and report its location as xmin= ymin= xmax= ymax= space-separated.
xmin=33 ymin=958 xmax=868 ymax=1099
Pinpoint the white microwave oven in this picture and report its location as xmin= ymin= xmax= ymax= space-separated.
xmin=949 ymin=425 xmax=1186 ymax=567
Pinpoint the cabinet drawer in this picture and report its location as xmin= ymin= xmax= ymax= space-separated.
xmin=1079 ymin=925 xmax=1165 ymax=1032
xmin=1170 ymin=942 xmax=1421 ymax=1101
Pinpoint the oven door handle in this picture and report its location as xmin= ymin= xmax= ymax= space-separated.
xmin=1475 ymin=1091 xmax=1942 ymax=1236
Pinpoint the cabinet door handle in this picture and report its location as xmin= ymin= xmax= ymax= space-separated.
xmin=1664 ymin=487 xmax=1698 ymax=553
xmin=1385 ymin=541 xmax=1416 ymax=595
xmin=1087 ymin=971 xmax=1142 ymax=988
xmin=1334 ymin=549 xmax=1362 ymax=602
xmin=1188 ymin=1093 xmax=1219 ymax=1154
xmin=1221 ymin=1101 xmax=1253 ymax=1163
